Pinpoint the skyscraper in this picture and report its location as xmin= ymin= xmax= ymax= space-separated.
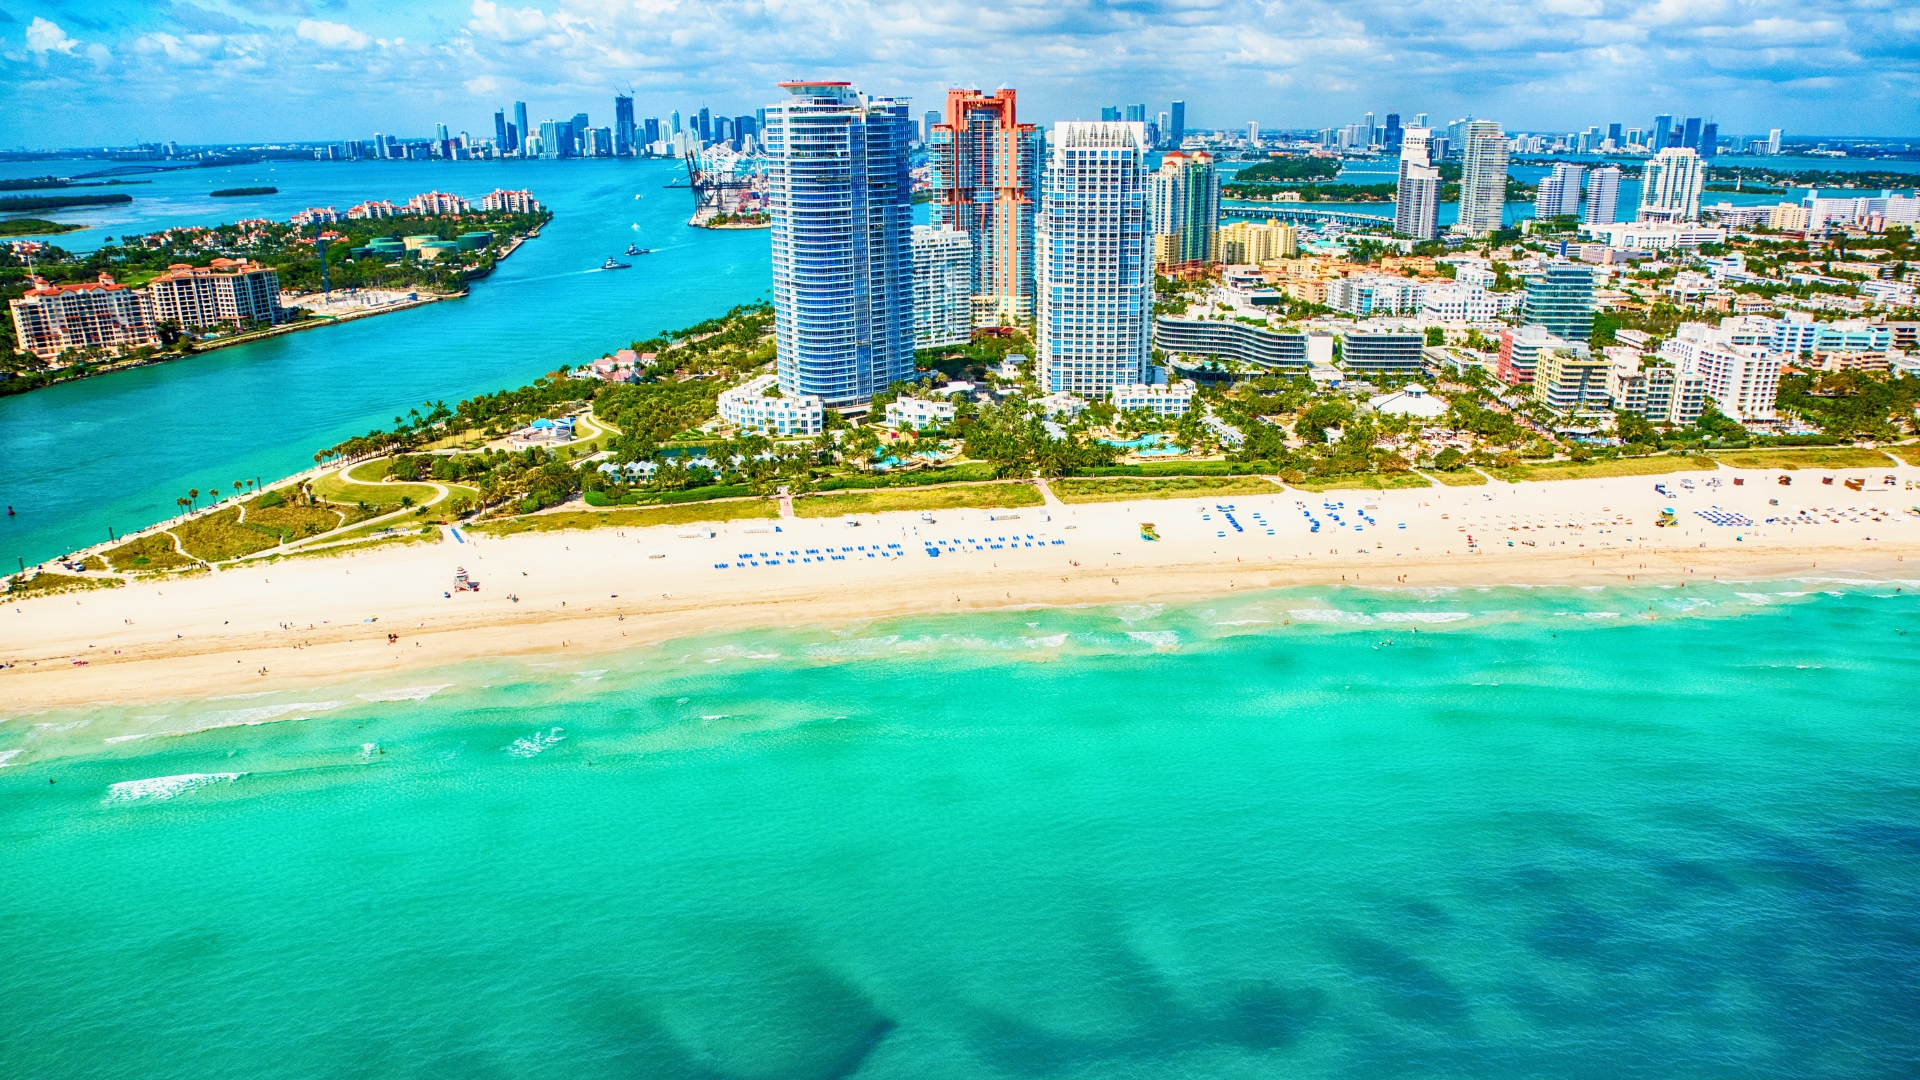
xmin=538 ymin=119 xmax=565 ymax=159
xmin=1150 ymin=152 xmax=1220 ymax=272
xmin=1637 ymin=147 xmax=1705 ymax=223
xmin=1394 ymin=127 xmax=1440 ymax=240
xmin=697 ymin=107 xmax=711 ymax=143
xmin=1651 ymin=114 xmax=1672 ymax=154
xmin=1607 ymin=122 xmax=1622 ymax=148
xmin=1522 ymin=261 xmax=1595 ymax=343
xmin=570 ymin=113 xmax=590 ymax=153
xmin=1533 ymin=163 xmax=1585 ymax=219
xmin=511 ymin=102 xmax=529 ymax=154
xmin=1037 ymin=121 xmax=1152 ymax=396
xmin=1767 ymin=128 xmax=1782 ymax=155
xmin=1384 ymin=113 xmax=1402 ymax=151
xmin=1682 ymin=116 xmax=1702 ymax=150
xmin=1362 ymin=111 xmax=1376 ymax=145
xmin=911 ymin=225 xmax=972 ymax=349
xmin=494 ymin=110 xmax=508 ymax=151
xmin=1413 ymin=113 xmax=1428 ymax=127
xmin=765 ymin=80 xmax=915 ymax=407
xmin=929 ymin=87 xmax=1043 ymax=329
xmin=1698 ymin=121 xmax=1718 ymax=161
xmin=1583 ymin=166 xmax=1622 ymax=225
xmin=1124 ymin=104 xmax=1146 ymax=123
xmin=1101 ymin=106 xmax=1121 ymax=122
xmin=643 ymin=117 xmax=661 ymax=151
xmin=1169 ymin=101 xmax=1185 ymax=148
xmin=924 ymin=110 xmax=939 ymax=144
xmin=1454 ymin=121 xmax=1508 ymax=238
xmin=614 ymin=95 xmax=635 ymax=156
xmin=670 ymin=110 xmax=681 ymax=136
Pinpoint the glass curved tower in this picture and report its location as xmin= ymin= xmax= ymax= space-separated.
xmin=765 ymin=81 xmax=915 ymax=408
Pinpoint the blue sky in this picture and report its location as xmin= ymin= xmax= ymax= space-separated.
xmin=2 ymin=0 xmax=1916 ymax=147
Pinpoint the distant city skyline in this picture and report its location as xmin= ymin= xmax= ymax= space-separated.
xmin=2 ymin=1 xmax=1918 ymax=147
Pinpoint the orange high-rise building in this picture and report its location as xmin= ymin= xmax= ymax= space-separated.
xmin=929 ymin=88 xmax=1043 ymax=330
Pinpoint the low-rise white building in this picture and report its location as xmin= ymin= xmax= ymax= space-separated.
xmin=1420 ymin=282 xmax=1519 ymax=322
xmin=1367 ymin=383 xmax=1447 ymax=419
xmin=1578 ymin=222 xmax=1726 ymax=251
xmin=1036 ymin=391 xmax=1088 ymax=419
xmin=718 ymin=373 xmax=825 ymax=436
xmin=884 ymin=395 xmax=957 ymax=431
xmin=1111 ymin=380 xmax=1196 ymax=417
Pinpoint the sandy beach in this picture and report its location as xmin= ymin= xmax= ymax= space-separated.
xmin=7 ymin=461 xmax=1917 ymax=708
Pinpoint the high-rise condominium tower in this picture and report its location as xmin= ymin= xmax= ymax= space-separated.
xmin=1037 ymin=121 xmax=1152 ymax=396
xmin=614 ymin=95 xmax=635 ymax=156
xmin=1637 ymin=147 xmax=1704 ymax=223
xmin=1394 ymin=127 xmax=1440 ymax=240
xmin=1583 ymin=166 xmax=1622 ymax=225
xmin=1454 ymin=121 xmax=1509 ymax=238
xmin=1652 ymin=114 xmax=1672 ymax=153
xmin=493 ymin=110 xmax=508 ymax=151
xmin=513 ymin=102 xmax=529 ymax=155
xmin=1169 ymin=101 xmax=1185 ymax=147
xmin=1534 ymin=163 xmax=1585 ymax=219
xmin=1150 ymin=152 xmax=1220 ymax=272
xmin=929 ymin=87 xmax=1043 ymax=329
xmin=911 ymin=225 xmax=972 ymax=349
xmin=765 ymin=80 xmax=915 ymax=407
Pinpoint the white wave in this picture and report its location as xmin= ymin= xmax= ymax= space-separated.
xmin=1581 ymin=612 xmax=1623 ymax=619
xmin=359 ymin=742 xmax=379 ymax=762
xmin=1288 ymin=609 xmax=1373 ymax=624
xmin=104 ymin=702 xmax=340 ymax=744
xmin=1664 ymin=598 xmax=1714 ymax=612
xmin=1212 ymin=619 xmax=1271 ymax=626
xmin=1375 ymin=611 xmax=1471 ymax=623
xmin=1115 ymin=604 xmax=1164 ymax=624
xmin=1775 ymin=591 xmax=1810 ymax=597
xmin=576 ymin=670 xmax=608 ymax=677
xmin=699 ymin=714 xmax=730 ymax=721
xmin=1735 ymin=593 xmax=1773 ymax=605
xmin=203 ymin=690 xmax=284 ymax=701
xmin=0 ymin=748 xmax=23 ymax=767
xmin=701 ymin=645 xmax=782 ymax=661
xmin=356 ymin=685 xmax=450 ymax=702
xmin=800 ymin=635 xmax=904 ymax=660
xmin=1021 ymin=634 xmax=1068 ymax=648
xmin=105 ymin=772 xmax=243 ymax=803
xmin=507 ymin=727 xmax=565 ymax=758
xmin=1126 ymin=630 xmax=1180 ymax=647
xmin=1791 ymin=577 xmax=1884 ymax=586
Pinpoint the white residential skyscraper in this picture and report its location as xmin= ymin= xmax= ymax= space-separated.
xmin=765 ymin=80 xmax=915 ymax=407
xmin=1638 ymin=147 xmax=1706 ymax=224
xmin=1037 ymin=121 xmax=1153 ymax=396
xmin=1583 ymin=166 xmax=1622 ymax=225
xmin=1393 ymin=127 xmax=1440 ymax=241
xmin=1534 ymin=163 xmax=1585 ymax=219
xmin=911 ymin=225 xmax=972 ymax=349
xmin=1454 ymin=121 xmax=1508 ymax=238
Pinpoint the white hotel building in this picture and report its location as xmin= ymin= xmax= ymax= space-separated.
xmin=1036 ymin=121 xmax=1153 ymax=396
xmin=717 ymin=374 xmax=825 ymax=436
xmin=1658 ymin=324 xmax=1782 ymax=421
xmin=1111 ymin=380 xmax=1196 ymax=418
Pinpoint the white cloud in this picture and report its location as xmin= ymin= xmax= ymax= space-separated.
xmin=296 ymin=19 xmax=372 ymax=50
xmin=25 ymin=17 xmax=78 ymax=54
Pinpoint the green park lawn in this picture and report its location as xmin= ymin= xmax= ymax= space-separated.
xmin=794 ymin=483 xmax=1044 ymax=517
xmin=1052 ymin=476 xmax=1281 ymax=503
xmin=1488 ymin=455 xmax=1717 ymax=483
xmin=1709 ymin=447 xmax=1899 ymax=471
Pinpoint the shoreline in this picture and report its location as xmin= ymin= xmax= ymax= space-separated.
xmin=0 ymin=229 xmax=539 ymax=400
xmin=5 ymin=463 xmax=1917 ymax=708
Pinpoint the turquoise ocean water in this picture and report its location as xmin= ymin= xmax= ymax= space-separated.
xmin=0 ymin=158 xmax=773 ymax=568
xmin=5 ymin=582 xmax=1919 ymax=1078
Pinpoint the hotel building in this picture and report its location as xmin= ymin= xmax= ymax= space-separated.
xmin=717 ymin=374 xmax=825 ymax=436
xmin=1036 ymin=121 xmax=1153 ymax=395
xmin=764 ymin=80 xmax=915 ymax=407
xmin=928 ymin=88 xmax=1043 ymax=329
xmin=1393 ymin=127 xmax=1441 ymax=241
xmin=1637 ymin=148 xmax=1706 ymax=224
xmin=1454 ymin=121 xmax=1509 ymax=238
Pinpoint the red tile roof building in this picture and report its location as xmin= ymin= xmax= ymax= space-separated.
xmin=7 ymin=274 xmax=160 ymax=362
xmin=146 ymin=258 xmax=285 ymax=330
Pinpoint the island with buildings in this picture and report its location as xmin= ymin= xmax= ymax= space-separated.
xmin=2 ymin=187 xmax=547 ymax=394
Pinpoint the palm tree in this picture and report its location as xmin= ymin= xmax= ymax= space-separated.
xmin=176 ymin=497 xmax=190 ymax=517
xmin=188 ymin=488 xmax=199 ymax=509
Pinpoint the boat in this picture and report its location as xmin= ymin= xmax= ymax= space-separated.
xmin=599 ymin=257 xmax=632 ymax=270
xmin=623 ymin=244 xmax=653 ymax=256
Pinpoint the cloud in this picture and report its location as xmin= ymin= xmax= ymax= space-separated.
xmin=3 ymin=0 xmax=1919 ymax=144
xmin=25 ymin=16 xmax=77 ymax=53
xmin=296 ymin=18 xmax=370 ymax=49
